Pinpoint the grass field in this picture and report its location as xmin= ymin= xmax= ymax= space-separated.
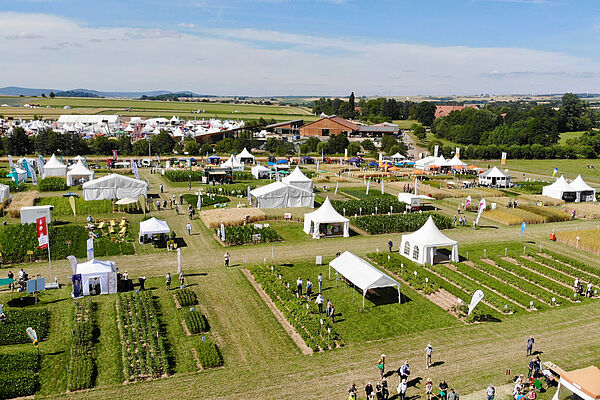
xmin=483 ymin=159 xmax=600 ymax=184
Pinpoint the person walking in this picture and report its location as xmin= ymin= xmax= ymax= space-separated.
xmin=224 ymin=252 xmax=230 ymax=267
xmin=7 ymin=271 xmax=14 ymax=291
xmin=160 ymin=183 xmax=164 ymax=193
xmin=388 ymin=239 xmax=393 ymax=253
xmin=397 ymin=379 xmax=407 ymax=400
xmin=399 ymin=361 xmax=410 ymax=382
xmin=486 ymin=385 xmax=495 ymax=400
xmin=439 ymin=379 xmax=449 ymax=400
xmin=425 ymin=378 xmax=433 ymax=400
xmin=365 ymin=382 xmax=375 ymax=400
xmin=425 ymin=343 xmax=434 ymax=369
xmin=186 ymin=222 xmax=192 ymax=235
xmin=306 ymin=279 xmax=313 ymax=299
xmin=156 ymin=200 xmax=161 ymax=210
xmin=527 ymin=336 xmax=535 ymax=356
xmin=377 ymin=354 xmax=386 ymax=379
xmin=172 ymin=194 xmax=176 ymax=205
xmin=165 ymin=272 xmax=171 ymax=291
xmin=175 ymin=204 xmax=179 ymax=215
xmin=179 ymin=270 xmax=185 ymax=289
xmin=326 ymin=300 xmax=332 ymax=317
xmin=315 ymin=293 xmax=324 ymax=313
xmin=318 ymin=273 xmax=323 ymax=293
xmin=330 ymin=302 xmax=335 ymax=323
xmin=296 ymin=277 xmax=303 ymax=296
xmin=448 ymin=388 xmax=458 ymax=400
xmin=348 ymin=383 xmax=358 ymax=400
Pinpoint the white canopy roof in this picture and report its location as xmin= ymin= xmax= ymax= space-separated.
xmin=402 ymin=216 xmax=457 ymax=247
xmin=570 ymin=175 xmax=595 ymax=192
xmin=303 ymin=197 xmax=349 ymax=238
xmin=77 ymin=258 xmax=115 ymax=275
xmin=480 ymin=166 xmax=509 ymax=178
xmin=67 ymin=160 xmax=94 ymax=186
xmin=82 ymin=174 xmax=148 ymax=200
xmin=542 ymin=175 xmax=578 ymax=201
xmin=75 ymin=258 xmax=117 ymax=296
xmin=282 ymin=166 xmax=313 ymax=192
xmin=0 ymin=183 xmax=10 ymax=201
xmin=447 ymin=155 xmax=466 ymax=167
xmin=139 ymin=217 xmax=170 ymax=237
xmin=251 ymin=165 xmax=270 ymax=179
xmin=400 ymin=216 xmax=459 ymax=264
xmin=43 ymin=154 xmax=67 ymax=176
xmin=222 ymin=154 xmax=244 ymax=170
xmin=73 ymin=155 xmax=84 ymax=161
xmin=238 ymin=148 xmax=254 ymax=160
xmin=250 ymin=181 xmax=314 ymax=208
xmin=391 ymin=152 xmax=406 ymax=160
xmin=329 ymin=251 xmax=400 ymax=307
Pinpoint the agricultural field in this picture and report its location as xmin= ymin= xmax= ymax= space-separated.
xmin=556 ymin=228 xmax=600 ymax=256
xmin=484 ymin=158 xmax=600 ymax=185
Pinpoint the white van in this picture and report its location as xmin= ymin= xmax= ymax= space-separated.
xmin=141 ymin=159 xmax=152 ymax=167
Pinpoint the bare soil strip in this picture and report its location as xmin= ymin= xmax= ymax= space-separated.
xmin=241 ymin=268 xmax=313 ymax=355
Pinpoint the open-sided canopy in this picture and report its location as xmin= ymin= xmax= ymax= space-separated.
xmin=222 ymin=154 xmax=244 ymax=171
xmin=251 ymin=165 xmax=270 ymax=179
xmin=75 ymin=258 xmax=117 ymax=296
xmin=139 ymin=217 xmax=170 ymax=237
xmin=82 ymin=174 xmax=148 ymax=200
xmin=329 ymin=251 xmax=401 ymax=307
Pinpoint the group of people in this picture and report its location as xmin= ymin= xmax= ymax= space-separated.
xmin=453 ymin=215 xmax=469 ymax=227
xmin=165 ymin=271 xmax=185 ymax=291
xmin=573 ymin=278 xmax=594 ymax=297
xmin=295 ymin=274 xmax=337 ymax=322
xmin=507 ymin=199 xmax=519 ymax=209
xmin=6 ymin=268 xmax=28 ymax=292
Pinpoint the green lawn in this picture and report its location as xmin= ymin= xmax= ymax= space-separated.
xmin=559 ymin=131 xmax=586 ymax=145
xmin=482 ymin=159 xmax=600 ymax=184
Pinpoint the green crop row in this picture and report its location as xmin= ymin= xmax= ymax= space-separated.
xmin=195 ymin=339 xmax=224 ymax=368
xmin=473 ymin=259 xmax=555 ymax=306
xmin=35 ymin=196 xmax=113 ymax=216
xmin=249 ymin=266 xmax=343 ymax=351
xmin=0 ymin=371 xmax=37 ymax=399
xmin=38 ymin=177 xmax=68 ymax=192
xmin=67 ymin=298 xmax=96 ymax=391
xmin=117 ymin=291 xmax=169 ymax=381
xmin=430 ymin=264 xmax=518 ymax=314
xmin=164 ymin=170 xmax=205 ymax=182
xmin=204 ymin=183 xmax=255 ymax=197
xmin=0 ymin=308 xmax=49 ymax=345
xmin=518 ymin=256 xmax=597 ymax=293
xmin=184 ymin=310 xmax=209 ymax=334
xmin=223 ymin=225 xmax=282 ymax=245
xmin=331 ymin=197 xmax=402 ymax=216
xmin=538 ymin=249 xmax=600 ymax=283
xmin=175 ymin=288 xmax=197 ymax=307
xmin=531 ymin=254 xmax=600 ymax=287
xmin=182 ymin=193 xmax=230 ymax=208
xmin=352 ymin=213 xmax=453 ymax=234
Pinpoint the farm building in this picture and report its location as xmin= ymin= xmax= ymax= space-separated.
xmin=299 ymin=116 xmax=397 ymax=138
xmin=265 ymin=119 xmax=304 ymax=135
xmin=479 ymin=167 xmax=511 ymax=188
xmin=435 ymin=105 xmax=478 ymax=119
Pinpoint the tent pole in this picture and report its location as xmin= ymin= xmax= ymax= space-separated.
xmin=398 ymin=285 xmax=401 ymax=304
xmin=328 ymin=264 xmax=330 ymax=280
xmin=362 ymin=289 xmax=365 ymax=309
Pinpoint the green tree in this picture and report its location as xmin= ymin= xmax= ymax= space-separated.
xmin=416 ymin=101 xmax=437 ymax=126
xmin=117 ymin=135 xmax=133 ymax=156
xmin=347 ymin=142 xmax=361 ymax=156
xmin=184 ymin=140 xmax=200 ymax=155
xmin=150 ymin=131 xmax=176 ymax=155
xmin=200 ymin=143 xmax=213 ymax=155
xmin=49 ymin=92 xmax=55 ymax=98
xmin=5 ymin=127 xmax=32 ymax=156
xmin=412 ymin=124 xmax=426 ymax=140
xmin=349 ymin=92 xmax=355 ymax=113
xmin=132 ymin=139 xmax=149 ymax=156
xmin=338 ymin=102 xmax=354 ymax=119
xmin=361 ymin=139 xmax=376 ymax=152
xmin=326 ymin=133 xmax=349 ymax=154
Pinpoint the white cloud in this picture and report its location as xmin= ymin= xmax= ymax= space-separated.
xmin=5 ymin=32 xmax=45 ymax=40
xmin=0 ymin=11 xmax=598 ymax=96
xmin=178 ymin=22 xmax=196 ymax=29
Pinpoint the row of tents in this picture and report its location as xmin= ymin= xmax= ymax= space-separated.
xmin=542 ymin=175 xmax=597 ymax=202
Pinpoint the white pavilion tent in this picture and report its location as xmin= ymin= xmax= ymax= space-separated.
xmin=249 ymin=182 xmax=314 ymax=208
xmin=447 ymin=155 xmax=467 ymax=168
xmin=400 ymin=216 xmax=459 ymax=265
xmin=478 ymin=166 xmax=511 ymax=187
xmin=67 ymin=160 xmax=94 ymax=186
xmin=139 ymin=217 xmax=170 ymax=242
xmin=75 ymin=258 xmax=117 ymax=296
xmin=222 ymin=155 xmax=244 ymax=171
xmin=391 ymin=152 xmax=406 ymax=162
xmin=552 ymin=365 xmax=600 ymax=400
xmin=329 ymin=251 xmax=401 ymax=308
xmin=303 ymin=197 xmax=349 ymax=239
xmin=570 ymin=175 xmax=597 ymax=202
xmin=282 ymin=166 xmax=314 ymax=192
xmin=251 ymin=165 xmax=270 ymax=179
xmin=542 ymin=176 xmax=578 ymax=202
xmin=9 ymin=167 xmax=28 ymax=183
xmin=82 ymin=174 xmax=148 ymax=201
xmin=43 ymin=154 xmax=67 ymax=176
xmin=237 ymin=148 xmax=255 ymax=164
xmin=0 ymin=183 xmax=10 ymax=201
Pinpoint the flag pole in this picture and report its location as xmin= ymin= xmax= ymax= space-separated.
xmin=47 ymin=221 xmax=52 ymax=282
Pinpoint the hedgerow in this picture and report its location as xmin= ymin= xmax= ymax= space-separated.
xmin=164 ymin=170 xmax=204 ymax=182
xmin=38 ymin=177 xmax=68 ymax=192
xmin=182 ymin=193 xmax=229 ymax=208
xmin=223 ymin=225 xmax=282 ymax=245
xmin=0 ymin=308 xmax=49 ymax=345
xmin=351 ymin=213 xmax=452 ymax=234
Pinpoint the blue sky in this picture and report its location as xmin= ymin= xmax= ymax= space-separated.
xmin=1 ymin=0 xmax=600 ymax=95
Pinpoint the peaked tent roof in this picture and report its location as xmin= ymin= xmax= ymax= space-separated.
xmin=282 ymin=166 xmax=312 ymax=183
xmin=139 ymin=217 xmax=170 ymax=236
xmin=544 ymin=175 xmax=577 ymax=192
xmin=329 ymin=251 xmax=400 ymax=292
xmin=570 ymin=174 xmax=595 ymax=191
xmin=391 ymin=152 xmax=406 ymax=159
xmin=238 ymin=148 xmax=254 ymax=159
xmin=447 ymin=155 xmax=466 ymax=167
xmin=222 ymin=154 xmax=243 ymax=168
xmin=402 ymin=216 xmax=457 ymax=247
xmin=67 ymin=160 xmax=93 ymax=176
xmin=73 ymin=155 xmax=84 ymax=161
xmin=480 ymin=166 xmax=510 ymax=178
xmin=76 ymin=258 xmax=115 ymax=275
xmin=44 ymin=154 xmax=66 ymax=168
xmin=304 ymin=197 xmax=348 ymax=224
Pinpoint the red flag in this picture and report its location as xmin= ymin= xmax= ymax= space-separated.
xmin=36 ymin=217 xmax=49 ymax=249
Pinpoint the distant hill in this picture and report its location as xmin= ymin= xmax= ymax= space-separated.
xmin=55 ymin=90 xmax=102 ymax=98
xmin=0 ymin=86 xmax=201 ymax=98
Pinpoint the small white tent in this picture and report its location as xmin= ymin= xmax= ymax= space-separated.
xmin=249 ymin=182 xmax=314 ymax=208
xmin=570 ymin=175 xmax=597 ymax=202
xmin=139 ymin=217 xmax=170 ymax=242
xmin=0 ymin=183 xmax=10 ymax=201
xmin=447 ymin=155 xmax=467 ymax=168
xmin=329 ymin=251 xmax=401 ymax=308
xmin=303 ymin=197 xmax=349 ymax=239
xmin=391 ymin=152 xmax=406 ymax=162
xmin=400 ymin=216 xmax=458 ymax=265
xmin=82 ymin=174 xmax=148 ymax=201
xmin=222 ymin=155 xmax=244 ymax=171
xmin=479 ymin=166 xmax=511 ymax=187
xmin=67 ymin=160 xmax=94 ymax=186
xmin=237 ymin=148 xmax=255 ymax=164
xmin=282 ymin=166 xmax=314 ymax=192
xmin=542 ymin=175 xmax=578 ymax=202
xmin=251 ymin=165 xmax=270 ymax=179
xmin=552 ymin=365 xmax=600 ymax=400
xmin=43 ymin=154 xmax=67 ymax=176
xmin=75 ymin=258 xmax=117 ymax=296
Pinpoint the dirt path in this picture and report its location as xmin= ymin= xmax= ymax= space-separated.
xmin=241 ymin=268 xmax=313 ymax=356
xmin=425 ymin=288 xmax=459 ymax=311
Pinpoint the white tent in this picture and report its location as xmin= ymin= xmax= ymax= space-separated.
xmin=391 ymin=152 xmax=406 ymax=162
xmin=82 ymin=174 xmax=148 ymax=201
xmin=329 ymin=251 xmax=401 ymax=308
xmin=478 ymin=166 xmax=511 ymax=187
xmin=553 ymin=366 xmax=600 ymax=400
xmin=249 ymin=182 xmax=314 ymax=208
xmin=238 ymin=148 xmax=255 ymax=164
xmin=542 ymin=175 xmax=578 ymax=202
xmin=8 ymin=167 xmax=27 ymax=183
xmin=43 ymin=154 xmax=67 ymax=176
xmin=0 ymin=183 xmax=10 ymax=201
xmin=282 ymin=166 xmax=314 ymax=192
xmin=222 ymin=155 xmax=244 ymax=171
xmin=447 ymin=155 xmax=467 ymax=168
xmin=139 ymin=217 xmax=170 ymax=242
xmin=251 ymin=165 xmax=270 ymax=179
xmin=397 ymin=193 xmax=433 ymax=210
xmin=67 ymin=160 xmax=94 ymax=186
xmin=571 ymin=175 xmax=597 ymax=202
xmin=303 ymin=197 xmax=349 ymax=239
xmin=400 ymin=216 xmax=458 ymax=265
xmin=75 ymin=258 xmax=117 ymax=296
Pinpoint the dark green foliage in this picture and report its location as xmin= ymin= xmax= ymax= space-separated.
xmin=223 ymin=225 xmax=282 ymax=245
xmin=0 ymin=308 xmax=49 ymax=344
xmin=232 ymin=171 xmax=253 ymax=180
xmin=182 ymin=193 xmax=229 ymax=208
xmin=164 ymin=170 xmax=204 ymax=182
xmin=195 ymin=339 xmax=223 ymax=368
xmin=34 ymin=197 xmax=113 ymax=216
xmin=184 ymin=310 xmax=209 ymax=334
xmin=0 ymin=178 xmax=27 ymax=192
xmin=331 ymin=197 xmax=401 ymax=216
xmin=351 ymin=213 xmax=453 ymax=234
xmin=204 ymin=183 xmax=255 ymax=196
xmin=416 ymin=101 xmax=437 ymax=126
xmin=0 ymin=351 xmax=40 ymax=373
xmin=67 ymin=298 xmax=96 ymax=391
xmin=513 ymin=181 xmax=544 ymax=194
xmin=38 ymin=177 xmax=68 ymax=192
xmin=0 ymin=371 xmax=37 ymax=399
xmin=175 ymin=288 xmax=197 ymax=307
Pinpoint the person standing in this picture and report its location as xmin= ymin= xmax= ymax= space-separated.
xmin=156 ymin=200 xmax=161 ymax=210
xmin=296 ymin=277 xmax=303 ymax=296
xmin=326 ymin=300 xmax=332 ymax=317
xmin=348 ymin=383 xmax=358 ymax=400
xmin=330 ymin=302 xmax=335 ymax=323
xmin=7 ymin=271 xmax=14 ymax=291
xmin=315 ymin=293 xmax=324 ymax=313
xmin=382 ymin=378 xmax=389 ymax=400
xmin=165 ymin=273 xmax=171 ymax=291
xmin=318 ymin=273 xmax=323 ymax=293
xmin=425 ymin=378 xmax=433 ymax=400
xmin=397 ymin=379 xmax=407 ymax=400
xmin=377 ymin=354 xmax=386 ymax=379
xmin=186 ymin=222 xmax=192 ymax=235
xmin=439 ymin=379 xmax=449 ymax=400
xmin=399 ymin=361 xmax=410 ymax=382
xmin=365 ymin=382 xmax=375 ymax=400
xmin=180 ymin=194 xmax=184 ymax=206
xmin=179 ymin=270 xmax=185 ymax=289
xmin=486 ymin=385 xmax=495 ymax=400
xmin=306 ymin=279 xmax=313 ymax=300
xmin=425 ymin=344 xmax=434 ymax=369
xmin=224 ymin=252 xmax=230 ymax=267
xmin=175 ymin=204 xmax=179 ymax=215
xmin=160 ymin=183 xmax=164 ymax=193
xmin=527 ymin=336 xmax=535 ymax=356
xmin=388 ymin=239 xmax=393 ymax=253
xmin=448 ymin=388 xmax=458 ymax=400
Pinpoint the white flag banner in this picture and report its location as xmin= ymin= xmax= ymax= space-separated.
xmin=8 ymin=155 xmax=13 ymax=169
xmin=366 ymin=180 xmax=370 ymax=195
xmin=475 ymin=198 xmax=486 ymax=226
xmin=197 ymin=192 xmax=202 ymax=209
xmin=38 ymin=155 xmax=45 ymax=179
xmin=177 ymin=248 xmax=182 ymax=274
xmin=220 ymin=223 xmax=226 ymax=242
xmin=433 ymin=145 xmax=439 ymax=158
xmin=334 ymin=181 xmax=339 ymax=195
xmin=381 ymin=179 xmax=384 ymax=194
xmin=465 ymin=195 xmax=472 ymax=209
xmin=86 ymin=238 xmax=94 ymax=260
xmin=455 ymin=147 xmax=461 ymax=157
xmin=67 ymin=255 xmax=78 ymax=275
xmin=28 ymin=163 xmax=37 ymax=185
xmin=468 ymin=290 xmax=484 ymax=315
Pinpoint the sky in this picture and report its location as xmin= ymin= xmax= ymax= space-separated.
xmin=1 ymin=0 xmax=600 ymax=96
